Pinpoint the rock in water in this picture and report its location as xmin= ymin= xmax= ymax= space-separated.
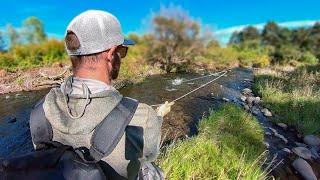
xmin=292 ymin=158 xmax=317 ymax=180
xmin=222 ymin=97 xmax=230 ymax=102
xmin=293 ymin=147 xmax=312 ymax=160
xmin=304 ymin=135 xmax=320 ymax=146
xmin=277 ymin=123 xmax=288 ymax=130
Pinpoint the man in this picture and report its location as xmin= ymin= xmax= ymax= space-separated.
xmin=30 ymin=10 xmax=173 ymax=179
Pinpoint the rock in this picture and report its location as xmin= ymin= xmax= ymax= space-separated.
xmin=274 ymin=133 xmax=288 ymax=144
xmin=242 ymin=88 xmax=252 ymax=94
xmin=246 ymin=96 xmax=255 ymax=104
xmin=282 ymin=148 xmax=291 ymax=153
xmin=304 ymin=135 xmax=320 ymax=146
xmin=265 ymin=132 xmax=272 ymax=136
xmin=295 ymin=142 xmax=308 ymax=148
xmin=240 ymin=95 xmax=247 ymax=102
xmin=263 ymin=142 xmax=270 ymax=148
xmin=292 ymin=158 xmax=317 ymax=180
xmin=261 ymin=108 xmax=272 ymax=117
xmin=222 ymin=97 xmax=230 ymax=102
xmin=293 ymin=147 xmax=312 ymax=160
xmin=5 ymin=95 xmax=10 ymax=99
xmin=268 ymin=127 xmax=278 ymax=135
xmin=244 ymin=105 xmax=250 ymax=111
xmin=253 ymin=97 xmax=261 ymax=104
xmin=277 ymin=123 xmax=288 ymax=130
xmin=309 ymin=146 xmax=320 ymax=159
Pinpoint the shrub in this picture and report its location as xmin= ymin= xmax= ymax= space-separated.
xmin=300 ymin=52 xmax=319 ymax=65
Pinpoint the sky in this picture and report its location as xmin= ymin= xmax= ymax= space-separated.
xmin=1 ymin=0 xmax=320 ymax=44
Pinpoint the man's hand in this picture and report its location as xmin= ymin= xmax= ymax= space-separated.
xmin=156 ymin=101 xmax=174 ymax=117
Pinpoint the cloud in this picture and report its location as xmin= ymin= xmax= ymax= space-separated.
xmin=215 ymin=20 xmax=320 ymax=45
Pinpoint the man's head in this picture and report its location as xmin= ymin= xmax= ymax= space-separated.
xmin=64 ymin=10 xmax=134 ymax=83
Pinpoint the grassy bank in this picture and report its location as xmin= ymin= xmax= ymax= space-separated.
xmin=157 ymin=104 xmax=266 ymax=179
xmin=253 ymin=65 xmax=320 ymax=136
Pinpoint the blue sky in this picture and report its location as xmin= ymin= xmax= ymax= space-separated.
xmin=1 ymin=0 xmax=320 ymax=44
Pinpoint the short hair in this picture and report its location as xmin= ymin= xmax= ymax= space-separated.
xmin=65 ymin=31 xmax=102 ymax=71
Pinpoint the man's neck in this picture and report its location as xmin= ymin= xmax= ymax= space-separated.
xmin=73 ymin=72 xmax=111 ymax=85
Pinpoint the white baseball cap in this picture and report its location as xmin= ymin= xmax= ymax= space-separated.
xmin=65 ymin=10 xmax=134 ymax=56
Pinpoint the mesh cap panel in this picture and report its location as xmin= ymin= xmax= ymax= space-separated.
xmin=66 ymin=10 xmax=124 ymax=55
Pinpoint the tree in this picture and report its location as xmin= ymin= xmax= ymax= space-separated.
xmin=261 ymin=21 xmax=282 ymax=47
xmin=6 ymin=24 xmax=20 ymax=47
xmin=146 ymin=6 xmax=204 ymax=73
xmin=229 ymin=26 xmax=260 ymax=45
xmin=22 ymin=16 xmax=46 ymax=44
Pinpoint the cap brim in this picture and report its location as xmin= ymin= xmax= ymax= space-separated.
xmin=123 ymin=39 xmax=135 ymax=45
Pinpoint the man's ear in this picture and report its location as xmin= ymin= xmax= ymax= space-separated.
xmin=107 ymin=46 xmax=118 ymax=61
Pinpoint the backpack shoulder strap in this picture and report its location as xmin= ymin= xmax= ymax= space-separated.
xmin=29 ymin=97 xmax=53 ymax=149
xmin=89 ymin=97 xmax=139 ymax=161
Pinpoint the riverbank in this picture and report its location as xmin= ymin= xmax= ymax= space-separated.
xmin=0 ymin=62 xmax=163 ymax=94
xmin=156 ymin=65 xmax=320 ymax=179
xmin=157 ymin=104 xmax=267 ymax=179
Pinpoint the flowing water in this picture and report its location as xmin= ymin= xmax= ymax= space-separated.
xmin=0 ymin=68 xmax=252 ymax=159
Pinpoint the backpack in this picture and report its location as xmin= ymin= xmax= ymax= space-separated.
xmin=0 ymin=97 xmax=139 ymax=180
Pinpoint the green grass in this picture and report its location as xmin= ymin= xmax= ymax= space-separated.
xmin=253 ymin=65 xmax=320 ymax=136
xmin=157 ymin=104 xmax=267 ymax=180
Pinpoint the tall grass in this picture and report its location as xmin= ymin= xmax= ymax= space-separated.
xmin=157 ymin=104 xmax=267 ymax=179
xmin=254 ymin=65 xmax=320 ymax=135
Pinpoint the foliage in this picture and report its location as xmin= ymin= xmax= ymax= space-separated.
xmin=145 ymin=6 xmax=205 ymax=73
xmin=229 ymin=21 xmax=320 ymax=65
xmin=157 ymin=104 xmax=266 ymax=179
xmin=0 ymin=39 xmax=67 ymax=71
xmin=22 ymin=17 xmax=47 ymax=44
xmin=254 ymin=65 xmax=320 ymax=136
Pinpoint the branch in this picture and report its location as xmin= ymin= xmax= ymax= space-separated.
xmin=39 ymin=66 xmax=71 ymax=80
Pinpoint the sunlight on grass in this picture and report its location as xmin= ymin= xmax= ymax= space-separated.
xmin=157 ymin=104 xmax=267 ymax=180
xmin=254 ymin=65 xmax=320 ymax=136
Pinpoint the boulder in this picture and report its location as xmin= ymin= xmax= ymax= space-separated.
xmin=293 ymin=147 xmax=312 ymax=160
xmin=304 ymin=135 xmax=320 ymax=146
xmin=292 ymin=158 xmax=317 ymax=180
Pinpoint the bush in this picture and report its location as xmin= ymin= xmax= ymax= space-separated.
xmin=300 ymin=52 xmax=319 ymax=64
xmin=0 ymin=39 xmax=67 ymax=71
